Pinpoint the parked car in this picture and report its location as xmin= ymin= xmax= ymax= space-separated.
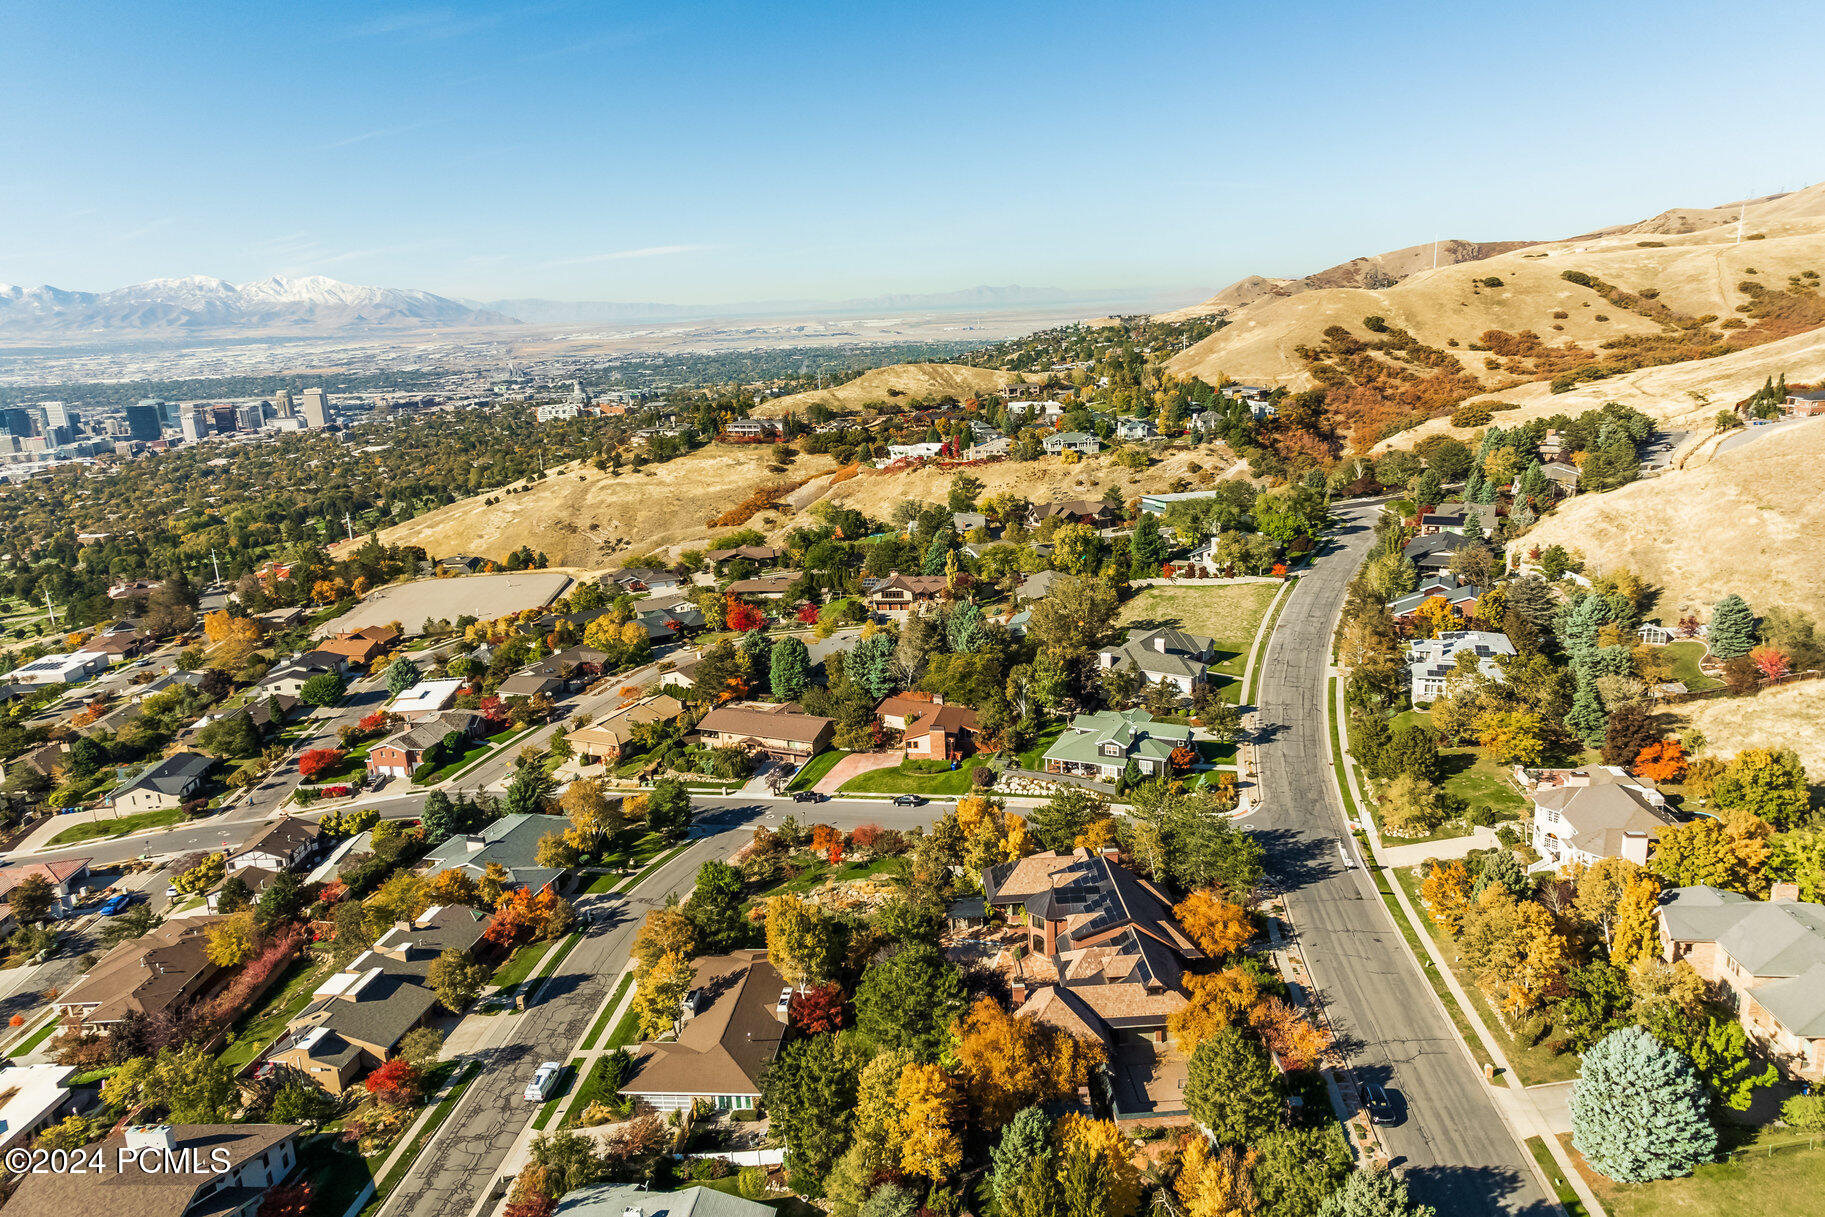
xmin=791 ymin=791 xmax=826 ymax=803
xmin=892 ymin=794 xmax=926 ymax=806
xmin=98 ymin=893 xmax=132 ymax=916
xmin=1361 ymin=1083 xmax=1403 ymax=1126
xmin=523 ymin=1061 xmax=564 ymax=1102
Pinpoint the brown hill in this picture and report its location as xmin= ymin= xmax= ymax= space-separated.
xmin=753 ymin=362 xmax=1019 ymax=418
xmin=1513 ymin=417 xmax=1825 ymax=622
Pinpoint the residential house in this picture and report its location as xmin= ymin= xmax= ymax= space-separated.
xmin=1539 ymin=462 xmax=1581 ymax=493
xmin=264 ymin=906 xmax=488 ymax=1094
xmin=0 ymin=740 xmax=67 ymax=787
xmin=1401 ymin=531 xmax=1477 ymax=574
xmin=387 ymin=678 xmax=464 ymax=721
xmin=438 ymin=555 xmax=485 ymax=575
xmin=1007 ymin=398 xmax=1066 ymax=421
xmin=317 ymin=625 xmax=401 ymax=668
xmin=722 ymin=418 xmax=777 ymax=440
xmin=952 ymin=511 xmax=992 ymax=537
xmin=966 ymin=435 xmax=1012 ymax=460
xmin=255 ymin=604 xmax=308 ymax=631
xmin=260 ymin=650 xmax=348 ymax=698
xmin=724 ymin=575 xmax=797 ymax=600
xmin=658 ymin=654 xmax=703 ymax=695
xmin=81 ymin=629 xmax=147 ymax=664
xmin=1114 ymin=417 xmax=1156 ymax=441
xmin=1098 ymin=627 xmax=1216 ymax=699
xmin=875 ymin=693 xmax=979 ymax=760
xmin=228 ymin=816 xmax=320 ymax=875
xmin=886 ymin=442 xmax=944 ymax=462
xmin=1029 ymin=500 xmax=1116 ymax=530
xmin=1637 ymin=621 xmax=1677 ymax=646
xmin=1406 ymin=629 xmax=1515 ymax=703
xmin=1389 ymin=572 xmax=1487 ymax=625
xmin=6 ymin=1123 xmax=301 ymax=1217
xmin=1657 ymin=885 xmax=1825 ymax=1081
xmin=1782 ymin=389 xmax=1825 ymax=417
xmin=694 ymin=701 xmax=834 ymax=762
xmin=1042 ymin=708 xmax=1193 ymax=782
xmin=555 ymin=1185 xmax=771 ymax=1217
xmin=1523 ymin=765 xmax=1676 ymax=870
xmin=421 ymin=812 xmax=575 ymax=893
xmin=107 ymin=578 xmax=163 ymax=600
xmin=109 ymin=750 xmax=214 ymax=813
xmin=0 ymin=859 xmax=91 ymax=916
xmin=567 ymin=694 xmax=686 ymax=764
xmin=56 ymin=917 xmax=228 ymax=1032
xmin=1015 ymin=569 xmax=1063 ymax=602
xmin=1042 ymin=431 xmax=1101 ymax=456
xmin=8 ymin=652 xmax=109 ymax=686
xmin=0 ymin=1064 xmax=79 ymax=1157
xmin=703 ymin=544 xmax=786 ymax=569
xmin=498 ymin=670 xmax=564 ymax=700
xmin=1417 ymin=502 xmax=1498 ymax=537
xmin=865 ymin=572 xmax=950 ymax=615
xmin=606 ymin=567 xmax=684 ymax=595
xmin=518 ymin=646 xmax=612 ymax=694
xmin=366 ymin=710 xmax=483 ymax=781
xmin=619 ymin=949 xmax=789 ymax=1113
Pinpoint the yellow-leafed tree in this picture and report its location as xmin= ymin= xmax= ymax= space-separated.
xmin=894 ymin=1062 xmax=962 ymax=1182
xmin=1174 ymin=890 xmax=1254 ymax=958
xmin=952 ymin=997 xmax=1103 ymax=1125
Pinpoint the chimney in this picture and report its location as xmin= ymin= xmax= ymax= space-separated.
xmin=1153 ymin=633 xmax=1168 ymax=653
xmin=1010 ymin=979 xmax=1027 ymax=1004
xmin=1771 ymin=882 xmax=1801 ymax=903
xmin=125 ymin=1125 xmax=175 ymax=1152
xmin=1620 ymin=832 xmax=1650 ymax=867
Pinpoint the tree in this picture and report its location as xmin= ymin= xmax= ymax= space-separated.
xmin=1669 ymin=1014 xmax=1778 ymax=1113
xmin=953 ymin=996 xmax=1102 ymax=1124
xmin=296 ymin=748 xmax=344 ymax=780
xmin=1707 ymin=594 xmax=1756 ymax=660
xmin=363 ymin=1056 xmax=426 ymax=1108
xmin=385 ymin=656 xmax=421 ymax=697
xmin=98 ymin=904 xmax=159 ymax=947
xmin=1184 ymin=1027 xmax=1279 ymax=1146
xmin=1610 ymin=873 xmax=1663 ymax=970
xmin=1420 ymin=861 xmax=1472 ymax=936
xmin=1650 ymin=815 xmax=1770 ymax=894
xmin=1474 ymin=709 xmax=1547 ymax=767
xmin=646 ymin=778 xmax=694 ymax=840
xmin=892 ymin=1062 xmax=961 ymax=1182
xmin=299 ymin=671 xmax=347 ymax=707
xmin=422 ymin=789 xmax=458 ymax=843
xmin=682 ymin=860 xmax=747 ymax=953
xmin=1601 ymin=703 xmax=1662 ymax=769
xmin=6 ymin=874 xmax=54 ymax=925
xmin=399 ymin=1026 xmax=446 ymax=1068
xmin=854 ymin=943 xmax=963 ymax=1059
xmin=1456 ymin=886 xmax=1566 ymax=1018
xmin=1128 ymin=513 xmax=1168 ymax=575
xmin=725 ymin=596 xmax=766 ymax=633
xmin=1028 ymin=788 xmax=1107 ymax=853
xmin=990 ymin=1106 xmax=1054 ymax=1207
xmin=631 ymin=950 xmax=696 ymax=1038
xmin=254 ymin=872 xmax=305 ymax=928
xmin=1170 ymin=966 xmax=1260 ymax=1052
xmin=1383 ymin=725 xmax=1441 ymax=783
xmin=1056 ymin=1115 xmax=1142 ymax=1217
xmin=428 ymin=947 xmax=486 ymax=1012
xmin=1633 ymin=739 xmax=1688 ymax=783
xmin=1316 ymin=1165 xmax=1437 ymax=1217
xmin=1570 ymin=1025 xmax=1716 ymax=1182
xmin=762 ymin=1035 xmax=862 ymax=1183
xmin=1175 ymin=1137 xmax=1256 ymax=1217
xmin=1557 ymin=961 xmax=1633 ymax=1050
xmin=1253 ymin=484 xmax=1327 ymax=546
xmin=1254 ymin=1127 xmax=1353 ymax=1217
xmin=1024 ymin=574 xmax=1118 ymax=657
xmin=206 ymin=910 xmax=260 ymax=966
xmin=559 ymin=776 xmax=620 ymax=851
xmin=269 ymin=1081 xmax=339 ymax=1128
xmin=1174 ymin=890 xmax=1254 ymax=958
xmin=1712 ymin=747 xmax=1810 ymax=829
xmin=769 ymin=635 xmax=812 ymax=700
xmin=503 ymin=761 xmax=554 ymax=818
xmin=1379 ymin=773 xmax=1450 ymax=838
xmin=766 ymin=894 xmax=839 ymax=991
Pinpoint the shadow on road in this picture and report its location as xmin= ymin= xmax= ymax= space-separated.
xmin=1249 ymin=825 xmax=1338 ymax=889
xmin=1401 ymin=1163 xmax=1559 ymax=1217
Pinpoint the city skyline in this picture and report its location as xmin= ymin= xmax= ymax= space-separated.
xmin=2 ymin=0 xmax=1821 ymax=307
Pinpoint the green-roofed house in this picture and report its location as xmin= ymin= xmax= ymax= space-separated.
xmin=1042 ymin=708 xmax=1193 ymax=782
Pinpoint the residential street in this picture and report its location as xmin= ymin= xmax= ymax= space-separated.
xmin=1246 ymin=502 xmax=1554 ymax=1216
xmin=377 ymin=799 xmax=936 ymax=1217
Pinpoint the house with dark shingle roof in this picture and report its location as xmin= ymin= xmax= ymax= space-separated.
xmin=55 ymin=917 xmax=228 ymax=1031
xmin=619 ymin=949 xmax=789 ymax=1114
xmin=229 ymin=816 xmax=320 ymax=875
xmin=109 ymin=750 xmax=214 ymax=813
xmin=1097 ymin=626 xmax=1216 ymax=697
xmin=421 ymin=812 xmax=572 ymax=893
xmin=6 ymin=1124 xmax=301 ymax=1217
xmin=694 ymin=701 xmax=833 ymax=762
xmin=1658 ymin=885 xmax=1825 ymax=1081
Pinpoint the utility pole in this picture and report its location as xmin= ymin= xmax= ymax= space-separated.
xmin=210 ymin=547 xmax=221 ymax=585
xmin=42 ymin=589 xmax=55 ymax=628
xmin=1432 ymin=237 xmax=1439 ymax=270
xmin=1736 ymin=201 xmax=1746 ymax=244
xmin=343 ymin=511 xmax=355 ymax=541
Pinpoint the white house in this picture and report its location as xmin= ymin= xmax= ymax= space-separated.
xmin=1114 ymin=417 xmax=1156 ymax=441
xmin=1098 ymin=627 xmax=1216 ymax=697
xmin=1042 ymin=431 xmax=1101 ymax=456
xmin=1405 ymin=630 xmax=1515 ymax=703
xmin=387 ymin=677 xmax=464 ymax=722
xmin=1523 ymin=766 xmax=1676 ymax=871
xmin=886 ymin=442 xmax=945 ymax=461
xmin=9 ymin=651 xmax=109 ymax=686
xmin=534 ymin=401 xmax=584 ymax=422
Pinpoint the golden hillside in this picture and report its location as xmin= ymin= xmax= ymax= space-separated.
xmin=753 ymin=362 xmax=1020 ymax=417
xmin=1163 ymin=183 xmax=1825 ymax=442
xmin=1514 ymin=418 xmax=1825 ymax=622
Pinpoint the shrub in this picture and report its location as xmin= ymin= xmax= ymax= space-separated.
xmin=1450 ymin=405 xmax=1494 ymax=427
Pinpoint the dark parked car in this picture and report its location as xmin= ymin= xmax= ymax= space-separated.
xmin=892 ymin=794 xmax=926 ymax=806
xmin=791 ymin=791 xmax=826 ymax=803
xmin=1361 ymin=1083 xmax=1404 ymax=1126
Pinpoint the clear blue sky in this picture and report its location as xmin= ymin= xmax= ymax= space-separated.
xmin=2 ymin=0 xmax=1820 ymax=307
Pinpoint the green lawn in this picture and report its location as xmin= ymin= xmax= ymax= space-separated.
xmin=837 ymin=756 xmax=988 ymax=795
xmin=1017 ymin=724 xmax=1067 ymax=770
xmin=1570 ymin=1128 xmax=1825 ymax=1217
xmin=219 ymin=953 xmax=335 ymax=1072
xmin=310 ymin=742 xmax=376 ymax=785
xmin=48 ymin=805 xmax=190 ymax=846
xmin=1241 ymin=580 xmax=1295 ymax=706
xmin=566 ymin=1053 xmax=633 ymax=1125
xmin=583 ymin=973 xmax=636 ymax=1049
xmin=490 ymin=939 xmax=556 ymax=988
xmin=755 ymin=856 xmax=897 ymax=898
xmin=7 ymin=1015 xmax=58 ymax=1058
xmin=1526 ymin=1136 xmax=1588 ymax=1217
xmin=1664 ymin=639 xmax=1723 ymax=692
xmin=1119 ymin=581 xmax=1281 ymax=679
xmin=1389 ymin=709 xmax=1529 ymax=825
xmin=1195 ymin=738 xmax=1238 ymax=766
xmin=785 ymin=750 xmax=848 ymax=791
xmin=301 ymin=1136 xmax=375 ymax=1217
xmin=422 ymin=725 xmax=535 ymax=784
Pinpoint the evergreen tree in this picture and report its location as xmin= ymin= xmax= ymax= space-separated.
xmin=1570 ymin=1025 xmax=1716 ymax=1182
xmin=1128 ymin=513 xmax=1168 ymax=575
xmin=646 ymin=778 xmax=694 ymax=841
xmin=1413 ymin=470 xmax=1443 ymax=507
xmin=769 ymin=635 xmax=812 ymax=700
xmin=502 ymin=761 xmax=553 ymax=817
xmin=384 ymin=656 xmax=421 ymax=697
xmin=421 ymin=789 xmax=457 ymax=843
xmin=1184 ymin=1027 xmax=1279 ymax=1145
xmin=683 ymin=860 xmax=748 ymax=953
xmin=1707 ymin=594 xmax=1756 ymax=660
xmin=989 ymin=1106 xmax=1054 ymax=1205
xmin=1316 ymin=1165 xmax=1437 ymax=1217
xmin=1566 ymin=674 xmax=1607 ymax=745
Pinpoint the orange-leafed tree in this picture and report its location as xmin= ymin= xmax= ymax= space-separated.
xmin=1420 ymin=860 xmax=1472 ymax=937
xmin=724 ymin=596 xmax=765 ymax=633
xmin=1633 ymin=739 xmax=1689 ymax=783
xmin=257 ymin=1182 xmax=314 ymax=1217
xmin=1249 ymin=995 xmax=1332 ymax=1071
xmin=796 ymin=603 xmax=820 ymax=624
xmin=952 ymin=997 xmax=1103 ymax=1125
xmin=1168 ymin=744 xmax=1196 ymax=773
xmin=1413 ymin=594 xmax=1459 ymax=639
xmin=297 ymin=748 xmax=343 ymax=780
xmin=1750 ymin=645 xmax=1789 ymax=680
xmin=1167 ymin=967 xmax=1261 ymax=1054
xmin=810 ymin=823 xmax=844 ymax=854
xmin=364 ymin=1058 xmax=424 ymax=1107
xmin=1173 ymin=890 xmax=1254 ymax=959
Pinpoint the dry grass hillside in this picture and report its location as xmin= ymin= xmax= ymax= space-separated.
xmin=1514 ymin=418 xmax=1825 ymax=622
xmin=348 ymin=443 xmax=1239 ymax=570
xmin=753 ymin=362 xmax=1020 ymax=417
xmin=1163 ymin=183 xmax=1825 ymax=443
xmin=1675 ymin=683 xmax=1825 ymax=780
xmin=1370 ymin=326 xmax=1825 ymax=455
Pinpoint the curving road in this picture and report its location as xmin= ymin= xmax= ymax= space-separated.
xmin=1246 ymin=501 xmax=1554 ymax=1216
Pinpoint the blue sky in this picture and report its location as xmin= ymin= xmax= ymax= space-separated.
xmin=2 ymin=1 xmax=1821 ymax=307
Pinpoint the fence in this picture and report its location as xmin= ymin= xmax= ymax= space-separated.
xmin=1657 ymin=668 xmax=1824 ymax=706
xmin=1722 ymin=1135 xmax=1822 ymax=1163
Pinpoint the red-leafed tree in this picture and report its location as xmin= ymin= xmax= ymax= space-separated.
xmin=504 ymin=1198 xmax=555 ymax=1217
xmin=1168 ymin=744 xmax=1196 ymax=773
xmin=364 ymin=1058 xmax=424 ymax=1107
xmin=297 ymin=748 xmax=344 ymax=780
xmin=1751 ymin=645 xmax=1790 ymax=680
xmin=724 ymin=597 xmax=765 ymax=633
xmin=357 ymin=710 xmax=390 ymax=734
xmin=788 ymin=982 xmax=847 ymax=1034
xmin=796 ymin=603 xmax=820 ymax=624
xmin=850 ymin=823 xmax=884 ymax=852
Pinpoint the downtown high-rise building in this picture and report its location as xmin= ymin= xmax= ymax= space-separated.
xmin=301 ymin=387 xmax=330 ymax=429
xmin=272 ymin=388 xmax=295 ymax=418
xmin=123 ymin=403 xmax=162 ymax=441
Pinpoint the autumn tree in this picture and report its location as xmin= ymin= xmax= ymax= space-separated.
xmin=364 ymin=1058 xmax=425 ymax=1108
xmin=893 ymin=1062 xmax=962 ymax=1183
xmin=1169 ymin=967 xmax=1262 ymax=1053
xmin=766 ymin=894 xmax=839 ymax=991
xmin=1056 ymin=1116 xmax=1143 ymax=1217
xmin=1251 ymin=995 xmax=1333 ymax=1072
xmin=1379 ymin=773 xmax=1450 ymax=838
xmin=1633 ymin=739 xmax=1688 ymax=783
xmin=560 ymin=777 xmax=621 ymax=852
xmin=205 ymin=910 xmax=260 ymax=966
xmin=632 ymin=950 xmax=696 ymax=1038
xmin=1712 ymin=747 xmax=1810 ymax=830
xmin=1610 ymin=873 xmax=1663 ymax=971
xmin=1456 ymin=886 xmax=1568 ymax=1019
xmin=1420 ymin=861 xmax=1472 ymax=936
xmin=952 ymin=997 xmax=1103 ymax=1124
xmin=1176 ymin=1137 xmax=1257 ymax=1217
xmin=428 ymin=947 xmax=486 ymax=1011
xmin=1650 ymin=812 xmax=1771 ymax=895
xmin=1174 ymin=890 xmax=1254 ymax=958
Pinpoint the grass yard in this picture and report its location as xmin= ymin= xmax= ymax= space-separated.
xmin=490 ymin=939 xmax=556 ymax=989
xmin=1526 ymin=1136 xmax=1588 ymax=1217
xmin=566 ymin=1053 xmax=632 ymax=1125
xmin=785 ymin=750 xmax=848 ymax=791
xmin=219 ymin=952 xmax=335 ymax=1072
xmin=48 ymin=805 xmax=190 ymax=846
xmin=422 ymin=725 xmax=534 ymax=784
xmin=1017 ymin=724 xmax=1067 ymax=770
xmin=697 ymin=1177 xmax=821 ymax=1216
xmin=755 ymin=855 xmax=897 ymax=898
xmin=6 ymin=1014 xmax=58 ymax=1058
xmin=1663 ymin=639 xmax=1722 ymax=692
xmin=1119 ymin=581 xmax=1281 ymax=686
xmin=1389 ymin=709 xmax=1529 ymax=825
xmin=583 ymin=973 xmax=635 ymax=1049
xmin=837 ymin=755 xmax=989 ymax=795
xmin=1566 ymin=1128 xmax=1825 ymax=1217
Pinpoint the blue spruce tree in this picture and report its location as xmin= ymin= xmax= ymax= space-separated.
xmin=1571 ymin=1025 xmax=1716 ymax=1182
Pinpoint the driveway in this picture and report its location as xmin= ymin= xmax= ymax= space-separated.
xmin=815 ymin=750 xmax=901 ymax=794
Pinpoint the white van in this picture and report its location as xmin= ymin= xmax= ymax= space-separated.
xmin=523 ymin=1061 xmax=563 ymax=1102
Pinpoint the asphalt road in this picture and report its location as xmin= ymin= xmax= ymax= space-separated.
xmin=1247 ymin=502 xmax=1553 ymax=1216
xmin=378 ymin=798 xmax=934 ymax=1217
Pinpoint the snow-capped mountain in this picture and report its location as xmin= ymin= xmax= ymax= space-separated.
xmin=0 ymin=275 xmax=519 ymax=336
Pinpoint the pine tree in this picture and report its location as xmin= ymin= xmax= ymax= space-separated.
xmin=1570 ymin=1025 xmax=1716 ymax=1182
xmin=1128 ymin=513 xmax=1168 ymax=575
xmin=384 ymin=656 xmax=421 ymax=697
xmin=769 ymin=635 xmax=812 ymax=700
xmin=1566 ymin=674 xmax=1607 ymax=745
xmin=989 ymin=1106 xmax=1053 ymax=1204
xmin=1184 ymin=1027 xmax=1279 ymax=1145
xmin=421 ymin=790 xmax=456 ymax=844
xmin=1316 ymin=1165 xmax=1436 ymax=1217
xmin=1708 ymin=594 xmax=1756 ymax=660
